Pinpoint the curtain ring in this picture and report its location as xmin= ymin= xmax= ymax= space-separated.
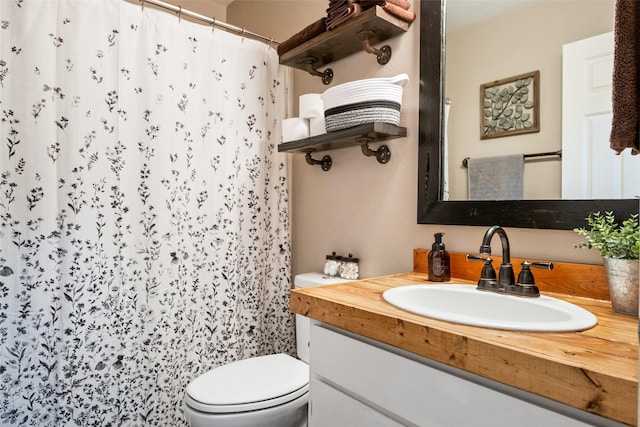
xmin=140 ymin=0 xmax=145 ymax=11
xmin=177 ymin=5 xmax=182 ymax=22
xmin=211 ymin=17 xmax=216 ymax=33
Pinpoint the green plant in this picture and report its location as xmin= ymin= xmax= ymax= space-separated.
xmin=573 ymin=211 xmax=639 ymax=259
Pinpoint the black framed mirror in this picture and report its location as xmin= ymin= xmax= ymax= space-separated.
xmin=417 ymin=0 xmax=637 ymax=229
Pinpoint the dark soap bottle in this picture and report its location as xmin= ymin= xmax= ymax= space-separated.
xmin=428 ymin=232 xmax=450 ymax=282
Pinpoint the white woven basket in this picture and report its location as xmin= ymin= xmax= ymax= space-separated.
xmin=321 ymin=74 xmax=408 ymax=132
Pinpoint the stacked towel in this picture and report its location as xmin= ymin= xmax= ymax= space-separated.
xmin=360 ymin=0 xmax=416 ymax=24
xmin=326 ymin=0 xmax=363 ymax=30
xmin=277 ymin=18 xmax=327 ymax=57
xmin=361 ymin=0 xmax=410 ymax=9
xmin=610 ymin=0 xmax=640 ymax=155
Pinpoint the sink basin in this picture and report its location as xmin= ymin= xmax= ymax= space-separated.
xmin=382 ymin=284 xmax=597 ymax=332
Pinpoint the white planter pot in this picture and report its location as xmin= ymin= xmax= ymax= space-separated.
xmin=603 ymin=257 xmax=639 ymax=316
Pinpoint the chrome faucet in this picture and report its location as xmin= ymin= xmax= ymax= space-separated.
xmin=467 ymin=226 xmax=553 ymax=297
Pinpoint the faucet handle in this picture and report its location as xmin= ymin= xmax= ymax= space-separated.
xmin=466 ymin=254 xmax=494 ymax=277
xmin=466 ymin=253 xmax=490 ymax=263
xmin=517 ymin=263 xmax=536 ymax=286
xmin=514 ymin=260 xmax=552 ymax=297
xmin=527 ymin=261 xmax=554 ymax=271
xmin=467 ymin=254 xmax=500 ymax=291
xmin=518 ymin=261 xmax=553 ymax=284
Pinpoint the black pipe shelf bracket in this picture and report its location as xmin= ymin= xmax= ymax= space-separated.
xmin=305 ymin=151 xmax=332 ymax=171
xmin=358 ymin=137 xmax=391 ymax=164
xmin=357 ymin=30 xmax=392 ymax=65
xmin=302 ymin=57 xmax=333 ymax=85
xmin=301 ymin=30 xmax=392 ymax=85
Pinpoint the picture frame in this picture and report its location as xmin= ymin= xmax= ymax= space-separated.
xmin=480 ymin=70 xmax=540 ymax=139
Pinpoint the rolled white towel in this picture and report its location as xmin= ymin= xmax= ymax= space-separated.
xmin=309 ymin=117 xmax=326 ymax=137
xmin=299 ymin=93 xmax=324 ymax=119
xmin=282 ymin=118 xmax=309 ymax=142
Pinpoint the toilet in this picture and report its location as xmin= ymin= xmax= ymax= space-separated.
xmin=183 ymin=273 xmax=351 ymax=427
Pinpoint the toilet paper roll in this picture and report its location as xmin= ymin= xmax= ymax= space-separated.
xmin=282 ymin=118 xmax=309 ymax=142
xmin=309 ymin=117 xmax=326 ymax=137
xmin=299 ymin=93 xmax=324 ymax=119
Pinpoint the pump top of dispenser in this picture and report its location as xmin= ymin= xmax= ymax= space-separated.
xmin=432 ymin=232 xmax=445 ymax=251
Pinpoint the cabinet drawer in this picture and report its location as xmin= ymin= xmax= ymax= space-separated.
xmin=310 ymin=378 xmax=404 ymax=427
xmin=310 ymin=324 xmax=596 ymax=427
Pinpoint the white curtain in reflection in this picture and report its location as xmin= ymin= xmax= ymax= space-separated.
xmin=443 ymin=99 xmax=451 ymax=201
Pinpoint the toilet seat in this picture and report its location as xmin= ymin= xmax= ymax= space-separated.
xmin=185 ymin=354 xmax=309 ymax=414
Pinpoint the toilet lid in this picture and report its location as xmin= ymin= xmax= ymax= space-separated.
xmin=185 ymin=353 xmax=309 ymax=414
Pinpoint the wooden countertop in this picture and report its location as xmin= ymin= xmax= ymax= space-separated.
xmin=290 ymin=271 xmax=638 ymax=425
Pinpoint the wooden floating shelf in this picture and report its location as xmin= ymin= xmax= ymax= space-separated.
xmin=278 ymin=122 xmax=407 ymax=153
xmin=278 ymin=123 xmax=407 ymax=171
xmin=279 ymin=6 xmax=410 ymax=81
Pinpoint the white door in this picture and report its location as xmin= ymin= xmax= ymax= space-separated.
xmin=562 ymin=31 xmax=640 ymax=199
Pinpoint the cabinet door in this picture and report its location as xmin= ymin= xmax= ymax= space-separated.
xmin=311 ymin=324 xmax=603 ymax=427
xmin=310 ymin=378 xmax=404 ymax=427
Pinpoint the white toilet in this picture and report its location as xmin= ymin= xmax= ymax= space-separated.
xmin=183 ymin=273 xmax=351 ymax=427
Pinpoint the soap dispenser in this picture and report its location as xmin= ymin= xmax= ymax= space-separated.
xmin=428 ymin=232 xmax=450 ymax=282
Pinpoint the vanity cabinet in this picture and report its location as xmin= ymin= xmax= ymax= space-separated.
xmin=309 ymin=323 xmax=623 ymax=427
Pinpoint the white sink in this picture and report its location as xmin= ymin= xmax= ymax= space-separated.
xmin=382 ymin=284 xmax=597 ymax=332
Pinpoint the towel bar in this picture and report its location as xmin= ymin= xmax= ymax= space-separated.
xmin=462 ymin=150 xmax=562 ymax=168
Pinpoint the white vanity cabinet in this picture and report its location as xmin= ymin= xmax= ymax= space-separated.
xmin=309 ymin=323 xmax=622 ymax=427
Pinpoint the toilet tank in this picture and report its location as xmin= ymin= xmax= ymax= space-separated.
xmin=294 ymin=273 xmax=352 ymax=363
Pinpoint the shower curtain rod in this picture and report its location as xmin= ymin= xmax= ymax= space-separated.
xmin=139 ymin=0 xmax=280 ymax=45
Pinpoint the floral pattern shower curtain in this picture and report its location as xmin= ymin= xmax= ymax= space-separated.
xmin=0 ymin=0 xmax=293 ymax=425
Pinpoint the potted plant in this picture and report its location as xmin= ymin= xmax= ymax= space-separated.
xmin=574 ymin=211 xmax=639 ymax=315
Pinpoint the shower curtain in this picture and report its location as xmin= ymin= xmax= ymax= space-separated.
xmin=0 ymin=0 xmax=294 ymax=425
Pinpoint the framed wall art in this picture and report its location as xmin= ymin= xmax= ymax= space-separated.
xmin=480 ymin=70 xmax=540 ymax=139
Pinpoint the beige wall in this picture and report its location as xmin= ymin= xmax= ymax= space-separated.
xmin=445 ymin=1 xmax=614 ymax=200
xmin=127 ymin=0 xmax=227 ymax=22
xmin=227 ymin=0 xmax=604 ymax=279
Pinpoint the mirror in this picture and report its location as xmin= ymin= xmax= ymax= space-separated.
xmin=417 ymin=0 xmax=638 ymax=229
